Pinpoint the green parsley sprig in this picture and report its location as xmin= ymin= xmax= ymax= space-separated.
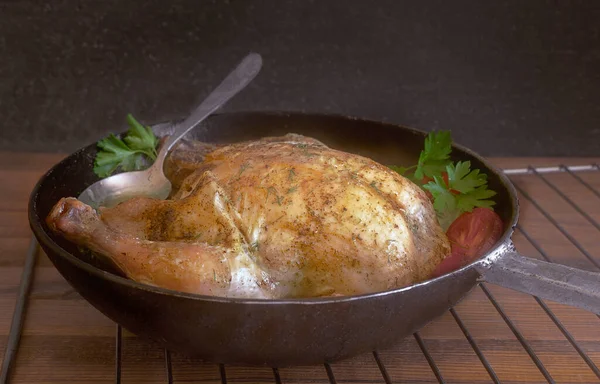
xmin=389 ymin=131 xmax=452 ymax=182
xmin=93 ymin=114 xmax=159 ymax=178
xmin=390 ymin=131 xmax=497 ymax=230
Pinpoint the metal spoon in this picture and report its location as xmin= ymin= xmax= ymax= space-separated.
xmin=78 ymin=52 xmax=263 ymax=208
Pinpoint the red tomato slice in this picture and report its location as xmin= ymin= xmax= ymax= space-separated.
xmin=432 ymin=207 xmax=503 ymax=278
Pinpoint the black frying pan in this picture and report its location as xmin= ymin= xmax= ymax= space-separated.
xmin=28 ymin=112 xmax=600 ymax=366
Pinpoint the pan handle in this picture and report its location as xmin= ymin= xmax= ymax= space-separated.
xmin=474 ymin=252 xmax=600 ymax=314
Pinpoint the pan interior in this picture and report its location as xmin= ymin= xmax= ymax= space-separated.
xmin=30 ymin=112 xmax=518 ymax=299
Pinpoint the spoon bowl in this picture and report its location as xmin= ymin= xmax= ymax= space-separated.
xmin=78 ymin=159 xmax=171 ymax=208
xmin=78 ymin=52 xmax=263 ymax=208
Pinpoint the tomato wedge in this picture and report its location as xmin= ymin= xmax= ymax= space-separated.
xmin=432 ymin=207 xmax=503 ymax=278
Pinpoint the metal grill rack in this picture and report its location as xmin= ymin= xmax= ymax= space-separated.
xmin=1 ymin=163 xmax=599 ymax=384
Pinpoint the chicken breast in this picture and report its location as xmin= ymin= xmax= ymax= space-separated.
xmin=47 ymin=134 xmax=451 ymax=299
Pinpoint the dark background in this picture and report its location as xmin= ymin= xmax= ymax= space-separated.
xmin=1 ymin=0 xmax=599 ymax=156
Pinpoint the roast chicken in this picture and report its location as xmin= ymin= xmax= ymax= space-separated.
xmin=46 ymin=134 xmax=451 ymax=299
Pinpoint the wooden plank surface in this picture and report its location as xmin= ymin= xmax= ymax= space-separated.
xmin=1 ymin=153 xmax=599 ymax=384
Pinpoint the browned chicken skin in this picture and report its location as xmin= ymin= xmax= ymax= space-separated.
xmin=47 ymin=134 xmax=451 ymax=299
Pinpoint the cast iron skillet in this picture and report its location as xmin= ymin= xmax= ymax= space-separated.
xmin=28 ymin=112 xmax=600 ymax=366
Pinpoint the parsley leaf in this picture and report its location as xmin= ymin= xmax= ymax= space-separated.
xmin=456 ymin=185 xmax=497 ymax=211
xmin=414 ymin=131 xmax=452 ymax=180
xmin=424 ymin=175 xmax=457 ymax=215
xmin=446 ymin=161 xmax=488 ymax=194
xmin=123 ymin=114 xmax=158 ymax=157
xmin=92 ymin=114 xmax=159 ymax=178
xmin=389 ymin=131 xmax=498 ymax=230
xmin=423 ymin=161 xmax=497 ymax=229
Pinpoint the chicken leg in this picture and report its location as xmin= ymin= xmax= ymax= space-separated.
xmin=47 ymin=197 xmax=273 ymax=298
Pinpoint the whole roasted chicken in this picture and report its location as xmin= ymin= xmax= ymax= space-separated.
xmin=47 ymin=134 xmax=451 ymax=299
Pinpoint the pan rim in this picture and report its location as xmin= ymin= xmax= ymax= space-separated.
xmin=28 ymin=110 xmax=519 ymax=305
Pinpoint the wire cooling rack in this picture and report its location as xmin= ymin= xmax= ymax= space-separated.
xmin=1 ymin=163 xmax=599 ymax=384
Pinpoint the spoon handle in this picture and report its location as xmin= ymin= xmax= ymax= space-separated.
xmin=159 ymin=52 xmax=263 ymax=158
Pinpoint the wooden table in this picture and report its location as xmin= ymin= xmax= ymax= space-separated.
xmin=1 ymin=153 xmax=599 ymax=384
